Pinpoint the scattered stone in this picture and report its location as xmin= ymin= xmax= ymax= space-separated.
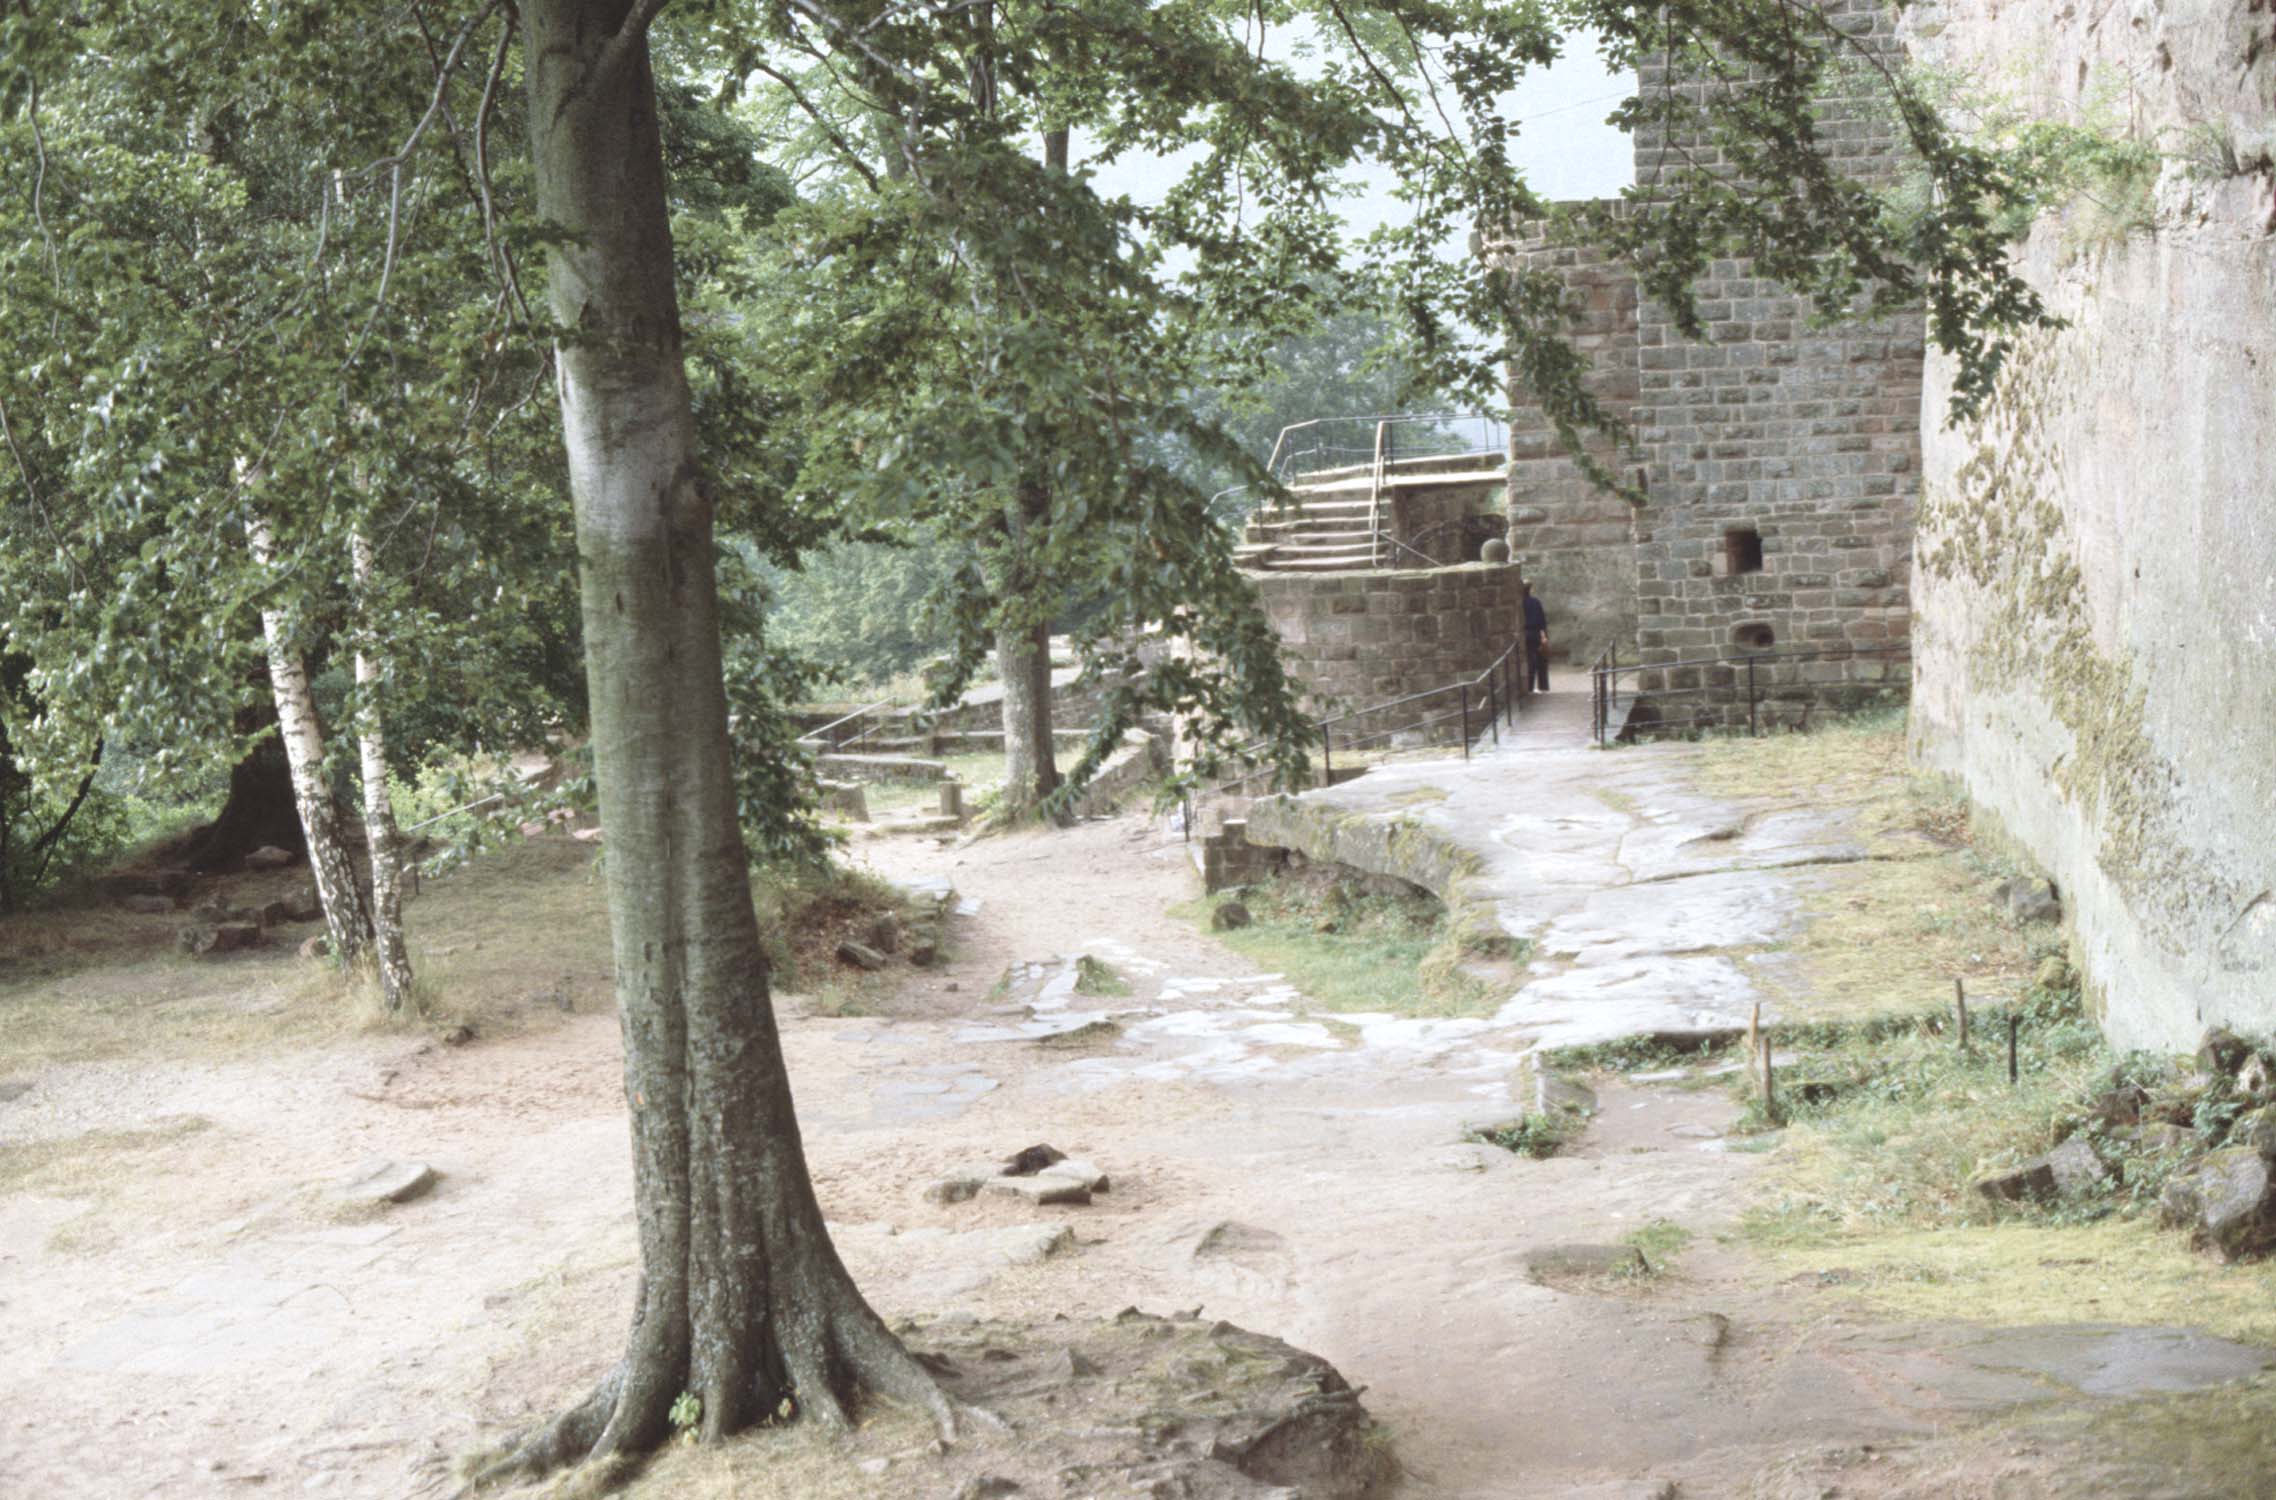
xmin=570 ymin=826 xmax=603 ymax=842
xmin=518 ymin=819 xmax=547 ymax=838
xmin=1667 ymin=1123 xmax=1724 ymax=1140
xmin=0 ymin=1079 xmax=33 ymax=1104
xmin=2047 ymin=1137 xmax=2115 ymax=1196
xmin=1973 ymin=1157 xmax=2058 ymax=1204
xmin=2197 ymin=1027 xmax=2253 ymax=1079
xmin=984 ymin=1175 xmax=1092 ymax=1207
xmin=119 ymin=893 xmax=178 ymax=915
xmin=923 ymin=1166 xmax=997 ymax=1205
xmin=180 ymin=922 xmax=262 ymax=956
xmin=836 ymin=939 xmax=890 ymax=971
xmin=283 ymin=885 xmax=324 ymax=922
xmin=866 ymin=912 xmax=903 ymax=955
xmin=1033 ymin=1019 xmax=1120 ymax=1049
xmin=190 ymin=900 xmax=258 ymax=925
xmin=2120 ymin=1121 xmax=2196 ymax=1156
xmin=1628 ymin=1069 xmax=1688 ymax=1085
xmin=1038 ymin=1158 xmax=1110 ymax=1193
xmin=909 ymin=936 xmax=941 ymax=967
xmin=1004 ymin=1144 xmax=1068 ymax=1177
xmin=944 ymin=981 xmax=960 ymax=993
xmin=297 ymin=934 xmax=332 ymax=961
xmin=1191 ymin=1221 xmax=1285 ymax=1261
xmin=254 ymin=899 xmax=299 ymax=928
xmin=854 ymin=1458 xmax=890 ymax=1478
xmin=2086 ymin=1083 xmax=2151 ymax=1127
xmin=336 ymin=1159 xmax=439 ymax=1208
xmin=2161 ymin=1149 xmax=2276 ymax=1262
xmin=2237 ymin=1052 xmax=2276 ymax=1103
xmin=1521 ymin=1243 xmax=1648 ymax=1283
xmin=952 ymin=1477 xmax=1020 ymax=1500
xmin=2231 ymin=1105 xmax=2276 ymax=1158
xmin=244 ymin=845 xmax=298 ymax=870
xmin=1210 ymin=901 xmax=1252 ymax=931
xmin=1998 ymin=876 xmax=2061 ymax=924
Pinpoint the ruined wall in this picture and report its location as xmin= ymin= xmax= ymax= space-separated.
xmin=1628 ymin=0 xmax=1922 ymax=700
xmin=1250 ymin=563 xmax=1525 ymax=734
xmin=1486 ymin=0 xmax=1923 ymax=700
xmin=1903 ymin=0 xmax=2276 ymax=1050
xmin=1497 ymin=219 xmax=1643 ymax=665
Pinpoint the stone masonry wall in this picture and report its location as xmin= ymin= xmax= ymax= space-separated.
xmin=1486 ymin=0 xmax=1924 ymax=722
xmin=1496 ymin=216 xmax=1642 ymax=666
xmin=1902 ymin=0 xmax=2276 ymax=1050
xmin=1627 ymin=0 xmax=1922 ymax=721
xmin=1251 ymin=563 xmax=1526 ymax=745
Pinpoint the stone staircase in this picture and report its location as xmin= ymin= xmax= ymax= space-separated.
xmin=1235 ymin=453 xmax=1508 ymax=572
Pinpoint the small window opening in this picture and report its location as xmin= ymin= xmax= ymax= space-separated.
xmin=1733 ymin=622 xmax=1775 ymax=650
xmin=1724 ymin=527 xmax=1765 ymax=575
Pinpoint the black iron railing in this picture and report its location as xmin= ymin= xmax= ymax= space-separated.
xmin=1590 ymin=642 xmax=1911 ymax=746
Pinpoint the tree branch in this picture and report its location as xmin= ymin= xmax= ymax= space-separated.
xmin=591 ymin=0 xmax=672 ymax=89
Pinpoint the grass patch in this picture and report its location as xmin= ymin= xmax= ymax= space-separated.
xmin=1466 ymin=1112 xmax=1580 ymax=1158
xmin=1733 ymin=973 xmax=2276 ymax=1340
xmin=1073 ymin=954 xmax=1128 ymax=997
xmin=1181 ymin=870 xmax=1509 ymax=1019
xmin=1623 ymin=1218 xmax=1694 ymax=1266
xmin=0 ymin=1116 xmax=216 ymax=1197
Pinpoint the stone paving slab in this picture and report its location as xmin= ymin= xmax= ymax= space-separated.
xmin=1240 ymin=687 xmax=1877 ymax=1049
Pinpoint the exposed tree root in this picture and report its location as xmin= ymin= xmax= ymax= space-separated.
xmin=457 ymin=1293 xmax=987 ymax=1496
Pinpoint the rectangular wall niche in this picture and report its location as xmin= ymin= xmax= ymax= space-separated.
xmin=1723 ymin=527 xmax=1765 ymax=575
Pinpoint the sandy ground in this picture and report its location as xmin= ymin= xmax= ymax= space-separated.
xmin=2 ymin=736 xmax=2270 ymax=1498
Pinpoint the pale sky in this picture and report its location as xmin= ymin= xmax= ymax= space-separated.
xmin=1083 ymin=35 xmax=1637 ymax=252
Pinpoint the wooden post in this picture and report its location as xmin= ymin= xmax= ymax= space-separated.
xmin=1954 ymin=977 xmax=1969 ymax=1050
xmin=2008 ymin=1013 xmax=2020 ymax=1085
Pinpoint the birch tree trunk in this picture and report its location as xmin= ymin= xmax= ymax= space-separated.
xmin=247 ymin=519 xmax=370 ymax=964
xmin=349 ymin=528 xmax=413 ymax=1011
xmin=483 ymin=0 xmax=953 ymax=1478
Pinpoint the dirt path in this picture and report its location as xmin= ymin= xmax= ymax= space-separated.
xmin=3 ymin=748 xmax=2268 ymax=1498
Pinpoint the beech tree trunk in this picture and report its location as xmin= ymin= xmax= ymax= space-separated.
xmin=248 ymin=519 xmax=371 ymax=964
xmin=350 ymin=529 xmax=413 ymax=1011
xmin=486 ymin=1 xmax=953 ymax=1478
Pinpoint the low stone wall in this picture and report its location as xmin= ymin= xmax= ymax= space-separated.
xmin=815 ymin=753 xmax=947 ymax=785
xmin=1068 ymin=730 xmax=1167 ymax=820
xmin=1249 ymin=562 xmax=1525 ymax=746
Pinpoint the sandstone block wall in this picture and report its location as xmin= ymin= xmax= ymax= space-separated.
xmin=1485 ymin=0 xmax=1924 ymax=715
xmin=1902 ymin=0 xmax=2276 ymax=1050
xmin=1251 ymin=563 xmax=1526 ymax=744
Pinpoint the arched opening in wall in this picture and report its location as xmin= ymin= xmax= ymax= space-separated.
xmin=1724 ymin=527 xmax=1764 ymax=575
xmin=1733 ymin=623 xmax=1775 ymax=651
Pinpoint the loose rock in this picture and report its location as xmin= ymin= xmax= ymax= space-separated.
xmin=180 ymin=922 xmax=262 ymax=956
xmin=836 ymin=939 xmax=890 ymax=971
xmin=119 ymin=893 xmax=178 ymax=915
xmin=2161 ymin=1149 xmax=2276 ymax=1261
xmin=1038 ymin=1158 xmax=1110 ymax=1193
xmin=984 ymin=1175 xmax=1091 ymax=1207
xmin=2197 ymin=1027 xmax=2254 ymax=1079
xmin=1999 ymin=876 xmax=2061 ymax=924
xmin=1003 ymin=1143 xmax=1067 ymax=1176
xmin=336 ymin=1159 xmax=439 ymax=1208
xmin=243 ymin=845 xmax=298 ymax=870
xmin=952 ymin=1478 xmax=1021 ymax=1500
xmin=1210 ymin=901 xmax=1253 ymax=931
xmin=2046 ymin=1136 xmax=2115 ymax=1196
xmin=1973 ymin=1157 xmax=2058 ymax=1204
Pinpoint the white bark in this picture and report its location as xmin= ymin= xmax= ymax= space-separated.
xmin=248 ymin=517 xmax=370 ymax=964
xmin=350 ymin=528 xmax=413 ymax=1009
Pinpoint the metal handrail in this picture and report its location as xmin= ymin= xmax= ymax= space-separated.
xmin=802 ymin=698 xmax=894 ymax=752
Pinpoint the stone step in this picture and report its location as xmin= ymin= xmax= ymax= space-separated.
xmin=1290 ymin=468 xmax=1507 ymax=497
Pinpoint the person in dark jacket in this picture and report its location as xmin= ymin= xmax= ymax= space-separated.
xmin=1522 ymin=589 xmax=1551 ymax=691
